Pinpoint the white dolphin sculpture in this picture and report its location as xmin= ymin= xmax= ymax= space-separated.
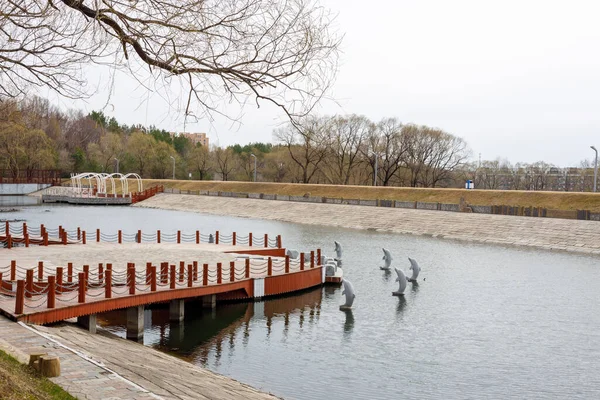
xmin=393 ymin=267 xmax=407 ymax=296
xmin=340 ymin=279 xmax=355 ymax=310
xmin=286 ymin=249 xmax=300 ymax=259
xmin=380 ymin=248 xmax=393 ymax=270
xmin=334 ymin=241 xmax=342 ymax=260
xmin=408 ymin=257 xmax=421 ymax=282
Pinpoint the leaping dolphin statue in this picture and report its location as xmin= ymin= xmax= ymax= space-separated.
xmin=408 ymin=257 xmax=421 ymax=282
xmin=334 ymin=241 xmax=343 ymax=260
xmin=393 ymin=267 xmax=407 ymax=296
xmin=286 ymin=249 xmax=300 ymax=260
xmin=380 ymin=248 xmax=393 ymax=270
xmin=340 ymin=279 xmax=355 ymax=310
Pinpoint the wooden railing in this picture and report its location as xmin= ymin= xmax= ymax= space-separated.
xmin=0 ymin=169 xmax=61 ymax=185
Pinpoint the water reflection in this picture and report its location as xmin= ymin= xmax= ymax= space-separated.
xmin=410 ymin=282 xmax=420 ymax=294
xmin=382 ymin=269 xmax=392 ymax=282
xmin=97 ymin=287 xmax=324 ymax=364
xmin=342 ymin=309 xmax=354 ymax=337
xmin=396 ymin=296 xmax=408 ymax=316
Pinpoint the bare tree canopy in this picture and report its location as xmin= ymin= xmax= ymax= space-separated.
xmin=1 ymin=0 xmax=340 ymax=119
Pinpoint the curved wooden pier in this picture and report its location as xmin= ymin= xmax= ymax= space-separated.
xmin=0 ymin=227 xmax=325 ymax=339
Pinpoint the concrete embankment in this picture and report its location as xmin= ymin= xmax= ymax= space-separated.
xmin=135 ymin=193 xmax=600 ymax=256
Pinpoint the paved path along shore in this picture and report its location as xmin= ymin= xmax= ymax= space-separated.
xmin=0 ymin=315 xmax=278 ymax=399
xmin=137 ymin=194 xmax=600 ymax=256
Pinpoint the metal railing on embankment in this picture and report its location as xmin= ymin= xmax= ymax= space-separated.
xmin=0 ymin=221 xmax=282 ymax=249
xmin=0 ymin=249 xmax=323 ymax=324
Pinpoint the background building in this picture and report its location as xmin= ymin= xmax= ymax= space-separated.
xmin=170 ymin=132 xmax=209 ymax=147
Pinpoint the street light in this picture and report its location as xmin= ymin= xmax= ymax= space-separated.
xmin=169 ymin=156 xmax=175 ymax=180
xmin=250 ymin=153 xmax=257 ymax=182
xmin=114 ymin=157 xmax=119 ymax=174
xmin=591 ymin=146 xmax=598 ymax=192
xmin=370 ymin=152 xmax=383 ymax=186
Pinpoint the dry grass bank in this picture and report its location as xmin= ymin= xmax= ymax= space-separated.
xmin=0 ymin=349 xmax=75 ymax=400
xmin=142 ymin=180 xmax=600 ymax=212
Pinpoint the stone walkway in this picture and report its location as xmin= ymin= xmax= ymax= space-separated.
xmin=0 ymin=316 xmax=278 ymax=399
xmin=137 ymin=194 xmax=600 ymax=256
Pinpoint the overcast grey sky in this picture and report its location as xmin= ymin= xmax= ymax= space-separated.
xmin=62 ymin=0 xmax=600 ymax=167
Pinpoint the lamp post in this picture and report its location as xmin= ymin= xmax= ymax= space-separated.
xmin=250 ymin=153 xmax=257 ymax=182
xmin=371 ymin=152 xmax=383 ymax=186
xmin=114 ymin=157 xmax=119 ymax=174
xmin=169 ymin=156 xmax=175 ymax=180
xmin=591 ymin=146 xmax=598 ymax=192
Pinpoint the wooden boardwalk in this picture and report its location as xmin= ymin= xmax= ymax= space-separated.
xmin=0 ymin=231 xmax=324 ymax=325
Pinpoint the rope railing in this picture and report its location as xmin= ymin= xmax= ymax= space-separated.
xmin=7 ymin=249 xmax=322 ymax=315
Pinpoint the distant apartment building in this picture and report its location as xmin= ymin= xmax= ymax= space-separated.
xmin=170 ymin=132 xmax=209 ymax=147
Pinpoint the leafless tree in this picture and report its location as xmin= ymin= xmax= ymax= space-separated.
xmin=362 ymin=118 xmax=407 ymax=186
xmin=274 ymin=116 xmax=329 ymax=183
xmin=2 ymin=0 xmax=340 ymax=121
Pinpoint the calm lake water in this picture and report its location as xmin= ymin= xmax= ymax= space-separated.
xmin=4 ymin=202 xmax=600 ymax=399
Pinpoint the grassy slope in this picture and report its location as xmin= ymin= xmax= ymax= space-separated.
xmin=0 ymin=349 xmax=75 ymax=400
xmin=142 ymin=179 xmax=600 ymax=212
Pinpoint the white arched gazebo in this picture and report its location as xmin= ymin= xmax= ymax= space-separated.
xmin=69 ymin=172 xmax=143 ymax=198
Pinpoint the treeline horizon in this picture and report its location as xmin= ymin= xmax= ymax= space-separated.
xmin=0 ymin=96 xmax=596 ymax=190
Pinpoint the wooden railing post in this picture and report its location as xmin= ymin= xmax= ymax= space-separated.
xmin=145 ymin=262 xmax=152 ymax=285
xmin=25 ymin=269 xmax=33 ymax=298
xmin=78 ymin=273 xmax=85 ymax=303
xmin=245 ymin=258 xmax=250 ymax=279
xmin=10 ymin=260 xmax=16 ymax=281
xmin=7 ymin=235 xmax=12 ymax=249
xmin=15 ymin=280 xmax=24 ymax=314
xmin=150 ymin=266 xmax=157 ymax=292
xmin=216 ymin=263 xmax=222 ymax=284
xmin=37 ymin=261 xmax=43 ymax=281
xmin=105 ymin=269 xmax=112 ymax=298
xmin=77 ymin=227 xmax=81 ymax=241
xmin=268 ymin=258 xmax=272 ymax=276
xmin=5 ymin=221 xmax=9 ymax=235
xmin=230 ymin=261 xmax=235 ymax=282
xmin=83 ymin=265 xmax=89 ymax=292
xmin=98 ymin=263 xmax=104 ymax=285
xmin=264 ymin=233 xmax=268 ymax=248
xmin=43 ymin=232 xmax=48 ymax=246
xmin=157 ymin=230 xmax=161 ymax=244
xmin=24 ymin=233 xmax=29 ymax=247
xmin=67 ymin=262 xmax=73 ymax=283
xmin=177 ymin=230 xmax=181 ymax=244
xmin=193 ymin=261 xmax=198 ymax=281
xmin=62 ymin=230 xmax=67 ymax=245
xmin=277 ymin=235 xmax=282 ymax=248
xmin=187 ymin=264 xmax=193 ymax=288
xmin=285 ymin=255 xmax=290 ymax=274
xmin=137 ymin=230 xmax=142 ymax=243
xmin=22 ymin=222 xmax=27 ymax=237
xmin=179 ymin=261 xmax=185 ymax=282
xmin=96 ymin=228 xmax=100 ymax=242
xmin=195 ymin=230 xmax=200 ymax=244
xmin=215 ymin=231 xmax=219 ymax=245
xmin=56 ymin=267 xmax=63 ymax=294
xmin=310 ymin=251 xmax=315 ymax=269
xmin=47 ymin=276 xmax=56 ymax=309
xmin=118 ymin=230 xmax=122 ymax=244
xmin=203 ymin=264 xmax=208 ymax=286
xmin=161 ymin=262 xmax=168 ymax=284
xmin=128 ymin=264 xmax=135 ymax=295
xmin=300 ymin=253 xmax=305 ymax=271
xmin=170 ymin=264 xmax=176 ymax=289
xmin=82 ymin=231 xmax=86 ymax=244
xmin=232 ymin=232 xmax=236 ymax=246
xmin=249 ymin=232 xmax=253 ymax=247
xmin=317 ymin=248 xmax=321 ymax=265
